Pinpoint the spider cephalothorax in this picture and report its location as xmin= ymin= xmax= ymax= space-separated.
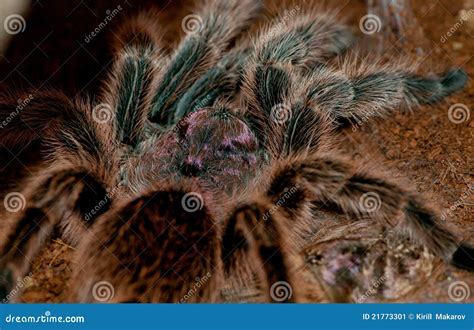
xmin=0 ymin=0 xmax=472 ymax=303
xmin=127 ymin=107 xmax=260 ymax=194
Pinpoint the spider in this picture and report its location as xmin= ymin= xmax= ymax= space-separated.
xmin=0 ymin=0 xmax=472 ymax=303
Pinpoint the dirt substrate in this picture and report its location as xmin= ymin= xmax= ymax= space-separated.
xmin=0 ymin=0 xmax=472 ymax=302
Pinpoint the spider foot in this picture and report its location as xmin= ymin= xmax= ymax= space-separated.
xmin=440 ymin=69 xmax=468 ymax=95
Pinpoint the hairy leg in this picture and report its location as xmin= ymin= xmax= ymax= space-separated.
xmin=174 ymin=48 xmax=248 ymax=122
xmin=222 ymin=202 xmax=298 ymax=302
xmin=0 ymin=165 xmax=112 ymax=301
xmin=266 ymin=154 xmax=473 ymax=270
xmin=149 ymin=0 xmax=262 ymax=125
xmin=99 ymin=10 xmax=167 ymax=148
xmin=303 ymin=60 xmax=467 ymax=125
xmin=0 ymin=90 xmax=117 ymax=171
xmin=241 ymin=9 xmax=353 ymax=145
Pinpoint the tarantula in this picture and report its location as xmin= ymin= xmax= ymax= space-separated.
xmin=0 ymin=0 xmax=472 ymax=303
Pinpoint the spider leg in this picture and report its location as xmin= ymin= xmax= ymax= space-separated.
xmin=0 ymin=91 xmax=78 ymax=148
xmin=0 ymin=94 xmax=118 ymax=301
xmin=241 ymin=10 xmax=353 ymax=144
xmin=0 ymin=165 xmax=112 ymax=302
xmin=100 ymin=10 xmax=166 ymax=148
xmin=173 ymin=48 xmax=248 ymax=122
xmin=304 ymin=61 xmax=468 ymax=125
xmin=267 ymin=154 xmax=473 ymax=270
xmin=0 ymin=90 xmax=117 ymax=168
xmin=222 ymin=202 xmax=298 ymax=302
xmin=149 ymin=0 xmax=262 ymax=125
xmin=252 ymin=9 xmax=353 ymax=67
xmin=72 ymin=183 xmax=221 ymax=303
